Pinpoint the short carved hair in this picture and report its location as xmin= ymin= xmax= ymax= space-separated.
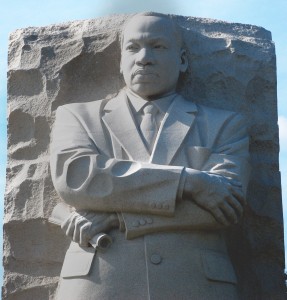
xmin=120 ymin=12 xmax=184 ymax=50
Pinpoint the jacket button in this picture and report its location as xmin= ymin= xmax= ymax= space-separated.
xmin=150 ymin=254 xmax=162 ymax=265
xmin=132 ymin=221 xmax=139 ymax=227
xmin=146 ymin=217 xmax=153 ymax=224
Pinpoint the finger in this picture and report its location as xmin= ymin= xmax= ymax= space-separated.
xmin=88 ymin=215 xmax=117 ymax=239
xmin=76 ymin=210 xmax=89 ymax=218
xmin=101 ymin=214 xmax=120 ymax=231
xmin=79 ymin=223 xmax=92 ymax=247
xmin=89 ymin=220 xmax=109 ymax=237
xmin=106 ymin=214 xmax=119 ymax=228
xmin=73 ymin=216 xmax=88 ymax=243
xmin=89 ymin=212 xmax=109 ymax=225
xmin=230 ymin=187 xmax=245 ymax=206
xmin=84 ymin=214 xmax=118 ymax=242
xmin=61 ymin=212 xmax=76 ymax=231
xmin=210 ymin=207 xmax=230 ymax=226
xmin=219 ymin=202 xmax=238 ymax=224
xmin=64 ymin=213 xmax=79 ymax=237
xmin=226 ymin=195 xmax=243 ymax=217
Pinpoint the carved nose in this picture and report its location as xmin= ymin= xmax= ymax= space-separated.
xmin=136 ymin=48 xmax=154 ymax=66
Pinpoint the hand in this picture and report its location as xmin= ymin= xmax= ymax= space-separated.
xmin=183 ymin=169 xmax=245 ymax=226
xmin=61 ymin=211 xmax=119 ymax=247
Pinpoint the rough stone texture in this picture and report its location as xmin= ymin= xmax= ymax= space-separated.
xmin=4 ymin=14 xmax=285 ymax=299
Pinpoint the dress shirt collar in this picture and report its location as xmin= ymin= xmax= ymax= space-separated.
xmin=125 ymin=88 xmax=177 ymax=114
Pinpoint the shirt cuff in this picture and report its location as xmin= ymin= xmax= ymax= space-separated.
xmin=177 ymin=167 xmax=187 ymax=201
xmin=117 ymin=212 xmax=126 ymax=232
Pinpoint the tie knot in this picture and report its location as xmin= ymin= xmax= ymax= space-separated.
xmin=143 ymin=103 xmax=157 ymax=115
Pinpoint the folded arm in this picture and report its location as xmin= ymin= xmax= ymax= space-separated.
xmin=50 ymin=105 xmax=183 ymax=216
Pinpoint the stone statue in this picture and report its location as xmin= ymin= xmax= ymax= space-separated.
xmin=50 ymin=12 xmax=250 ymax=299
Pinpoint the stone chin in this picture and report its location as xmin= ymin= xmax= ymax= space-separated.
xmin=129 ymin=82 xmax=177 ymax=99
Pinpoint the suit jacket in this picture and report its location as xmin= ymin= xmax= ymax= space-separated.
xmin=50 ymin=90 xmax=250 ymax=300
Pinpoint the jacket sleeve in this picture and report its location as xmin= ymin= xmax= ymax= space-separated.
xmin=201 ymin=112 xmax=250 ymax=195
xmin=50 ymin=105 xmax=183 ymax=216
xmin=121 ymin=201 xmax=222 ymax=239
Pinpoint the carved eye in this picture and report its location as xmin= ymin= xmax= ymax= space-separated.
xmin=126 ymin=44 xmax=139 ymax=51
xmin=153 ymin=44 xmax=166 ymax=49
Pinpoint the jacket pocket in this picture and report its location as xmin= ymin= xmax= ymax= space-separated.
xmin=61 ymin=242 xmax=95 ymax=278
xmin=187 ymin=146 xmax=211 ymax=170
xmin=201 ymin=250 xmax=237 ymax=284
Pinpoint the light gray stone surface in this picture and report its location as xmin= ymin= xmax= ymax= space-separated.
xmin=4 ymin=13 xmax=285 ymax=299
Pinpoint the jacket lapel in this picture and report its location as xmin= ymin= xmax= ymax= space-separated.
xmin=102 ymin=91 xmax=150 ymax=162
xmin=151 ymin=95 xmax=197 ymax=165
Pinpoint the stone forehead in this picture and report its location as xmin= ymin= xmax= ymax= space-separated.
xmin=124 ymin=14 xmax=174 ymax=31
xmin=121 ymin=13 xmax=183 ymax=48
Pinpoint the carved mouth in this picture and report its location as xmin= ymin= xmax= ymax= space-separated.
xmin=133 ymin=69 xmax=157 ymax=76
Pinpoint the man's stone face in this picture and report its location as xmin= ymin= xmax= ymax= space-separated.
xmin=120 ymin=16 xmax=186 ymax=99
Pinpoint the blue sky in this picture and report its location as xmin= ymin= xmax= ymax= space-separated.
xmin=0 ymin=0 xmax=286 ymax=288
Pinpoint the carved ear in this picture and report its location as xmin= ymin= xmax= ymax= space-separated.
xmin=180 ymin=49 xmax=188 ymax=72
xmin=119 ymin=52 xmax=124 ymax=74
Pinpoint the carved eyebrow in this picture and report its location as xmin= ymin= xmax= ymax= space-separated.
xmin=125 ymin=39 xmax=140 ymax=45
xmin=125 ymin=37 xmax=170 ymax=45
xmin=149 ymin=38 xmax=170 ymax=45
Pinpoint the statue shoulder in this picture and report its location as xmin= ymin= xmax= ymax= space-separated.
xmin=55 ymin=93 xmax=119 ymax=119
xmin=196 ymin=103 xmax=246 ymax=125
xmin=57 ymin=99 xmax=104 ymax=115
xmin=177 ymin=95 xmax=244 ymax=125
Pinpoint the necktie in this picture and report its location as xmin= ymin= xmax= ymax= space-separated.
xmin=140 ymin=103 xmax=158 ymax=152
